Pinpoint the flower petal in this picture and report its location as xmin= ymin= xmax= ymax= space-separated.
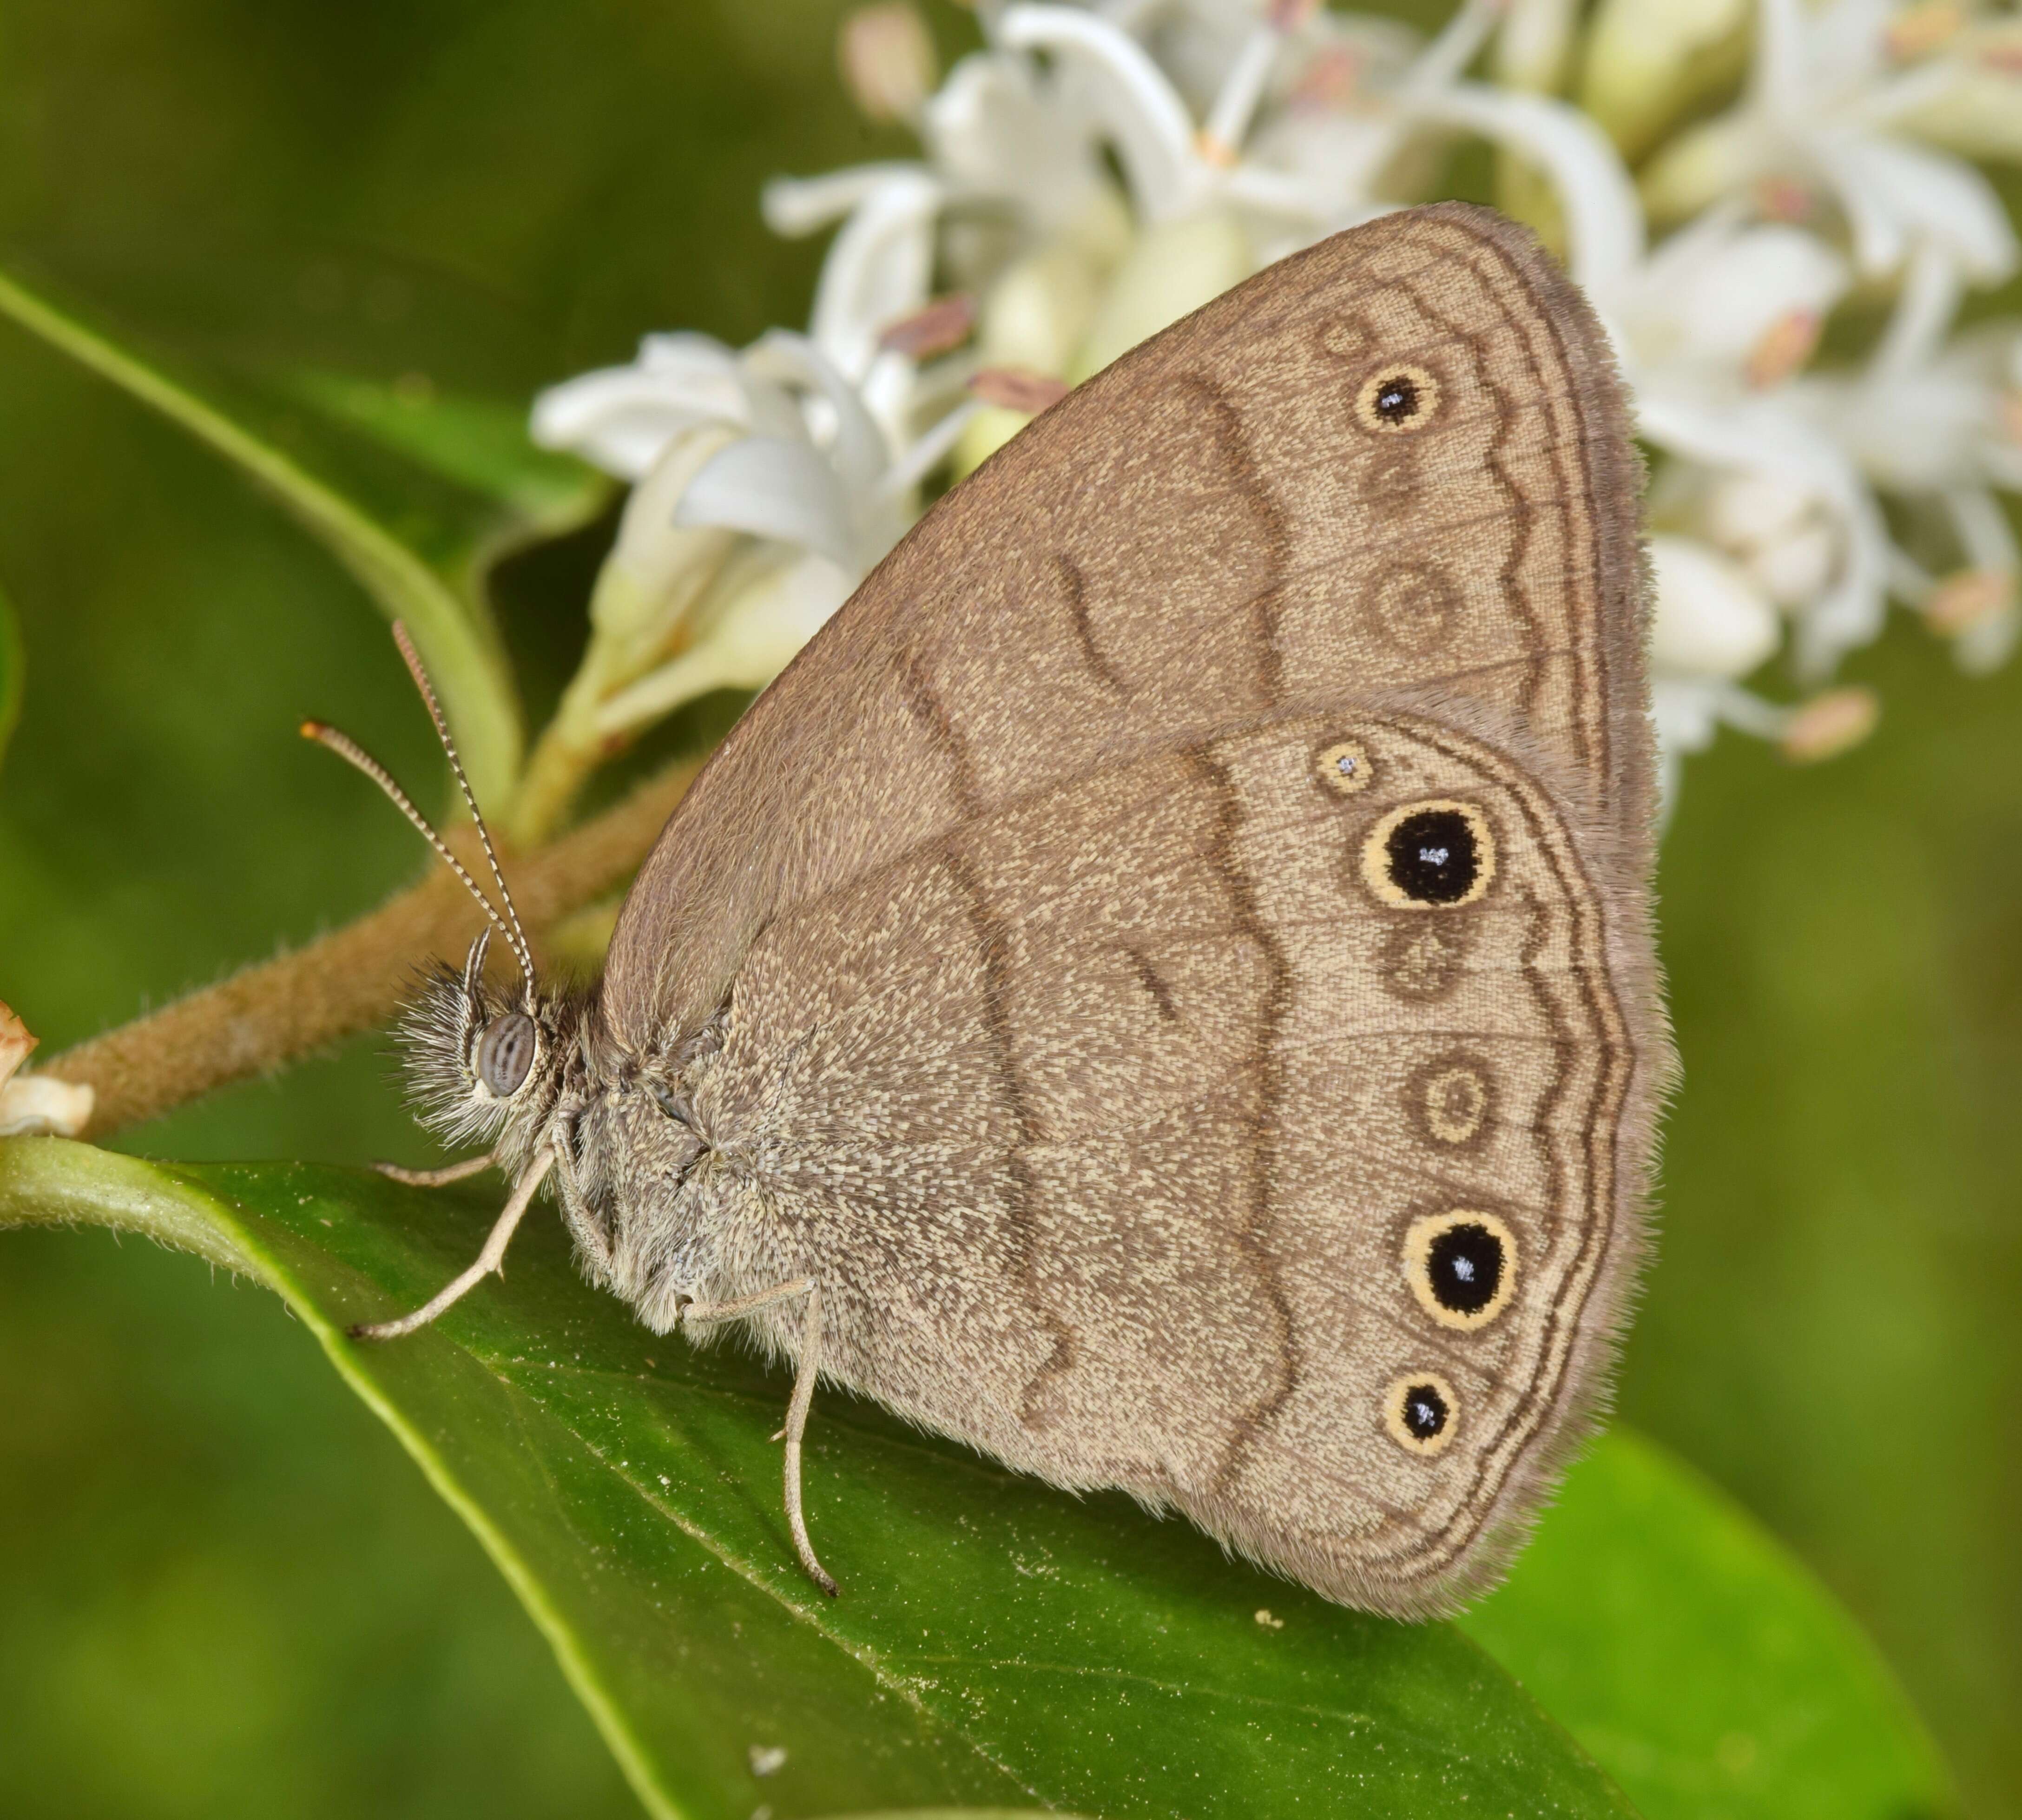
xmin=593 ymin=552 xmax=856 ymax=737
xmin=763 ymin=163 xmax=931 ymax=236
xmin=1069 ymin=207 xmax=1254 ymax=381
xmin=998 ymin=5 xmax=1201 ymax=222
xmin=1822 ymin=133 xmax=2019 ymax=280
xmin=1617 ymin=216 xmax=1849 ymax=373
xmin=672 ymin=435 xmax=860 ymax=569
xmin=1416 ymin=84 xmax=1645 ymax=291
xmin=806 ymin=169 xmax=946 ymax=382
xmin=744 ymin=330 xmax=892 ymax=498
xmin=530 ymin=345 xmax=746 ymax=481
xmin=1640 ymin=389 xmax=1892 ymax=675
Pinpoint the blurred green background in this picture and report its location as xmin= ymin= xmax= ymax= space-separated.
xmin=0 ymin=1 xmax=2015 ymax=1816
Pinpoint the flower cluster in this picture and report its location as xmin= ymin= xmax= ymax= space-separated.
xmin=528 ymin=0 xmax=2022 ymax=821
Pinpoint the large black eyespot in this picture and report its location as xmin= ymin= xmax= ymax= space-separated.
xmin=1405 ymin=1209 xmax=1518 ymax=1330
xmin=1389 ymin=810 xmax=1476 ymax=900
xmin=1384 ymin=1372 xmax=1457 ymax=1455
xmin=475 ymin=1011 xmax=537 ymax=1096
xmin=1435 ymin=1222 xmax=1501 ymax=1312
xmin=1361 ymin=799 xmax=1496 ymax=909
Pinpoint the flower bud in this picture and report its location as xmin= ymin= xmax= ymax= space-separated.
xmin=1702 ymin=473 xmax=1839 ymax=608
xmin=1747 ymin=521 xmax=1838 ymax=608
xmin=1578 ymin=0 xmax=1751 ymax=159
xmin=1897 ymin=21 xmax=2022 ymax=161
xmin=1638 ymin=114 xmax=1758 ymax=227
xmin=1069 ymin=209 xmax=1254 ymax=384
xmin=1648 ymin=534 xmax=1782 ymax=678
xmin=1704 ymin=471 xmax=1816 ymax=550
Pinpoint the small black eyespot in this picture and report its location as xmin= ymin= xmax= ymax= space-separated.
xmin=1374 ymin=374 xmax=1419 ymax=422
xmin=1425 ymin=1221 xmax=1504 ymax=1316
xmin=1386 ymin=808 xmax=1479 ymax=904
xmin=1401 ymin=1381 xmax=1449 ymax=1441
xmin=475 ymin=1012 xmax=536 ymax=1096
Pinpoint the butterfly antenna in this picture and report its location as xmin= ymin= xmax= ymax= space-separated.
xmin=388 ymin=621 xmax=540 ymax=992
xmin=300 ymin=719 xmax=526 ymax=966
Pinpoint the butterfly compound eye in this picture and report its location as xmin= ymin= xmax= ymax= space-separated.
xmin=476 ymin=1012 xmax=537 ymax=1096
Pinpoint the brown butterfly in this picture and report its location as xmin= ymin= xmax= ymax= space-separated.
xmin=316 ymin=202 xmax=1667 ymax=1619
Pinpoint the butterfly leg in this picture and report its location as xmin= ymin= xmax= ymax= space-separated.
xmin=374 ymin=1151 xmax=498 ymax=1187
xmin=349 ymin=1151 xmax=554 ymax=1341
xmin=679 ymin=1277 xmax=837 ymax=1596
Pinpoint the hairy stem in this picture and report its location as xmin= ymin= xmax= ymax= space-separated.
xmin=50 ymin=758 xmax=701 ymax=1141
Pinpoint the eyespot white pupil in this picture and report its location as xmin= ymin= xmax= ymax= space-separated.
xmin=1337 ymin=755 xmax=1357 ymax=774
xmin=1452 ymin=1256 xmax=1475 ymax=1282
xmin=1420 ymin=845 xmax=1450 ymax=867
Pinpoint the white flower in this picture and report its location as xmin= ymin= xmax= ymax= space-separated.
xmin=770 ymin=0 xmax=1649 ymax=476
xmin=1639 ymin=0 xmax=2018 ymax=283
xmin=514 ymin=330 xmax=968 ymax=839
xmin=1607 ymin=210 xmax=1851 ymax=384
xmin=1891 ymin=9 xmax=2022 ymax=163
xmin=517 ymin=0 xmax=2022 ymax=835
xmin=1792 ymin=240 xmax=2022 ymax=669
xmin=1703 ymin=470 xmax=1842 ymax=606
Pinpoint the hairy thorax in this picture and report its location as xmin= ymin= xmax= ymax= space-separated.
xmin=552 ymin=1006 xmax=799 ymax=1337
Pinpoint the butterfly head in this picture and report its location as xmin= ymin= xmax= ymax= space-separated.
xmin=394 ymin=927 xmax=585 ymax=1165
xmin=303 ymin=619 xmax=607 ymax=1200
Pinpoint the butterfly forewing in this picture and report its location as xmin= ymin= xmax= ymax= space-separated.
xmin=600 ymin=203 xmax=1665 ymax=1615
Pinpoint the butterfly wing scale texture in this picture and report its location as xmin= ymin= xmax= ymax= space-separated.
xmin=599 ymin=202 xmax=1665 ymax=1614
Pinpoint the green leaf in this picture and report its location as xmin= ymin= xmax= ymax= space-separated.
xmin=0 ymin=262 xmax=548 ymax=811
xmin=0 ymin=576 xmax=20 ymax=776
xmin=280 ymin=369 xmax=610 ymax=536
xmin=0 ymin=1137 xmax=1634 ymax=1820
xmin=1461 ymin=1428 xmax=1957 ymax=1820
